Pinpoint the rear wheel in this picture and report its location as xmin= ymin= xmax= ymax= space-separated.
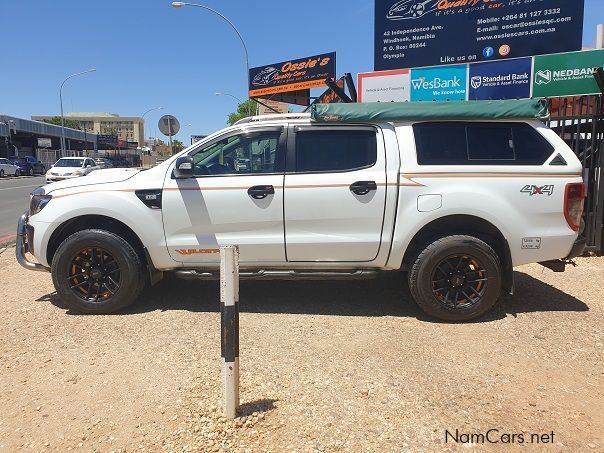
xmin=408 ymin=235 xmax=502 ymax=321
xmin=14 ymin=169 xmax=20 ymax=177
xmin=51 ymin=229 xmax=146 ymax=314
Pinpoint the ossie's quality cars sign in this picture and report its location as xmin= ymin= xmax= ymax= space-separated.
xmin=375 ymin=0 xmax=585 ymax=70
xmin=249 ymin=52 xmax=336 ymax=98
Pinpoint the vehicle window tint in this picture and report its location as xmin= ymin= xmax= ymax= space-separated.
xmin=467 ymin=125 xmax=515 ymax=161
xmin=414 ymin=122 xmax=554 ymax=165
xmin=192 ymin=131 xmax=281 ymax=176
xmin=295 ymin=130 xmax=377 ymax=172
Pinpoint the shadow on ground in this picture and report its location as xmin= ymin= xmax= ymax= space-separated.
xmin=37 ymin=270 xmax=588 ymax=323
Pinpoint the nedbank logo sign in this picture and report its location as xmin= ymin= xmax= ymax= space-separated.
xmin=410 ymin=65 xmax=467 ymax=101
xmin=533 ymin=50 xmax=604 ymax=97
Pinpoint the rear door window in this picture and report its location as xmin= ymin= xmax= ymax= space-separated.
xmin=413 ymin=122 xmax=554 ymax=165
xmin=294 ymin=129 xmax=377 ymax=173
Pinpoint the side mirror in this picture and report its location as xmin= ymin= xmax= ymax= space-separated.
xmin=173 ymin=156 xmax=194 ymax=179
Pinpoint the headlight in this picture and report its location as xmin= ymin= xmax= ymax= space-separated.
xmin=30 ymin=188 xmax=52 ymax=215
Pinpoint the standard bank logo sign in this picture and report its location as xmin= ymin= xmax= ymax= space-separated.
xmin=468 ymin=58 xmax=532 ymax=101
xmin=410 ymin=65 xmax=467 ymax=101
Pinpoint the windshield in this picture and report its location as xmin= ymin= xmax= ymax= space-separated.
xmin=54 ymin=159 xmax=84 ymax=168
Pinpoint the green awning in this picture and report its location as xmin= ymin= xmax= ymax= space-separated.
xmin=311 ymin=99 xmax=549 ymax=123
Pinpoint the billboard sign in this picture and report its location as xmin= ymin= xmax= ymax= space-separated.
xmin=37 ymin=138 xmax=52 ymax=148
xmin=532 ymin=50 xmax=604 ymax=98
xmin=375 ymin=0 xmax=585 ymax=71
xmin=358 ymin=69 xmax=411 ymax=102
xmin=410 ymin=65 xmax=467 ymax=101
xmin=468 ymin=58 xmax=532 ymax=100
xmin=249 ymin=52 xmax=336 ymax=98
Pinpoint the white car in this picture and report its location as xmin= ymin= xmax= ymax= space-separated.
xmin=17 ymin=100 xmax=587 ymax=321
xmin=0 ymin=158 xmax=20 ymax=177
xmin=46 ymin=157 xmax=99 ymax=183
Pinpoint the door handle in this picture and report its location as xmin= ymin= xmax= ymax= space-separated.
xmin=248 ymin=185 xmax=275 ymax=199
xmin=349 ymin=181 xmax=377 ymax=196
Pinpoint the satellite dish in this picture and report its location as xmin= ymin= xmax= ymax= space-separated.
xmin=158 ymin=115 xmax=180 ymax=136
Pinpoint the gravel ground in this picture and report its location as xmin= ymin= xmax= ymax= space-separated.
xmin=0 ymin=248 xmax=602 ymax=452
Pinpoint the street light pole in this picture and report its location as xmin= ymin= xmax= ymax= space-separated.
xmin=59 ymin=68 xmax=96 ymax=156
xmin=172 ymin=2 xmax=251 ymax=115
xmin=141 ymin=106 xmax=164 ymax=150
xmin=215 ymin=92 xmax=253 ymax=117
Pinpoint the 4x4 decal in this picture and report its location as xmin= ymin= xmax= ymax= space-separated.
xmin=521 ymin=185 xmax=554 ymax=196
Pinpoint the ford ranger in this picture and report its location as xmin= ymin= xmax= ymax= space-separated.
xmin=16 ymin=100 xmax=586 ymax=321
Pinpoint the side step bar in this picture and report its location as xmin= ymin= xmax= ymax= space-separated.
xmin=174 ymin=269 xmax=379 ymax=281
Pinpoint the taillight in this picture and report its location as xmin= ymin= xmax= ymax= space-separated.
xmin=564 ymin=183 xmax=586 ymax=232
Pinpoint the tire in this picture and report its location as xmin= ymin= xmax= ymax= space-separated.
xmin=41 ymin=166 xmax=46 ymax=175
xmin=408 ymin=235 xmax=502 ymax=322
xmin=14 ymin=169 xmax=20 ymax=177
xmin=51 ymin=229 xmax=146 ymax=314
xmin=0 ymin=170 xmax=4 ymax=178
xmin=28 ymin=167 xmax=34 ymax=176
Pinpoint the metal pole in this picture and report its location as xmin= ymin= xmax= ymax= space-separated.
xmin=59 ymin=69 xmax=96 ymax=157
xmin=597 ymin=24 xmax=604 ymax=49
xmin=172 ymin=3 xmax=250 ymax=103
xmin=142 ymin=107 xmax=164 ymax=149
xmin=167 ymin=117 xmax=174 ymax=155
xmin=220 ymin=245 xmax=240 ymax=419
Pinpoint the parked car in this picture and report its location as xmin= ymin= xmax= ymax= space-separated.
xmin=0 ymin=158 xmax=20 ymax=177
xmin=94 ymin=158 xmax=114 ymax=169
xmin=107 ymin=157 xmax=131 ymax=168
xmin=17 ymin=100 xmax=586 ymax=321
xmin=45 ymin=157 xmax=99 ymax=183
xmin=9 ymin=156 xmax=46 ymax=176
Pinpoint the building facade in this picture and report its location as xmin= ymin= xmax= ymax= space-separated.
xmin=32 ymin=112 xmax=144 ymax=146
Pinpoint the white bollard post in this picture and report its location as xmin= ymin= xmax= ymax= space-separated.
xmin=220 ymin=245 xmax=240 ymax=419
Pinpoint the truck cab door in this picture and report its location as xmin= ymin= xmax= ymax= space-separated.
xmin=283 ymin=125 xmax=387 ymax=262
xmin=162 ymin=127 xmax=287 ymax=265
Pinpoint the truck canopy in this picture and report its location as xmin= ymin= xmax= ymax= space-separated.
xmin=310 ymin=99 xmax=548 ymax=123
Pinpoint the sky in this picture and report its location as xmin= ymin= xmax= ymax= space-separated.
xmin=0 ymin=0 xmax=602 ymax=144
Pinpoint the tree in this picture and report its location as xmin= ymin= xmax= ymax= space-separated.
xmin=172 ymin=139 xmax=185 ymax=153
xmin=227 ymin=100 xmax=257 ymax=125
xmin=42 ymin=116 xmax=82 ymax=130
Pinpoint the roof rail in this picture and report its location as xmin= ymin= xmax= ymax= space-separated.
xmin=234 ymin=113 xmax=311 ymax=125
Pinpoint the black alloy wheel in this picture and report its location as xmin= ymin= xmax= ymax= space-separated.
xmin=430 ymin=255 xmax=488 ymax=309
xmin=67 ymin=247 xmax=121 ymax=303
xmin=408 ymin=235 xmax=502 ymax=321
xmin=51 ymin=229 xmax=146 ymax=314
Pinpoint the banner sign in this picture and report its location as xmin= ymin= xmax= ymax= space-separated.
xmin=375 ymin=0 xmax=585 ymax=71
xmin=316 ymin=78 xmax=346 ymax=104
xmin=410 ymin=65 xmax=467 ymax=101
xmin=468 ymin=58 xmax=532 ymax=100
xmin=249 ymin=52 xmax=336 ymax=98
xmin=358 ymin=69 xmax=411 ymax=102
xmin=532 ymin=50 xmax=604 ymax=98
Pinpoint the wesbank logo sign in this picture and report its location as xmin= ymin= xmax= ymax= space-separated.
xmin=410 ymin=65 xmax=467 ymax=101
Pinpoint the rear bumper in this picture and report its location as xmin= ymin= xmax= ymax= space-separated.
xmin=566 ymin=236 xmax=587 ymax=259
xmin=16 ymin=211 xmax=49 ymax=272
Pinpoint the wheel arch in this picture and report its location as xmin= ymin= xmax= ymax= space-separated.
xmin=401 ymin=214 xmax=514 ymax=294
xmin=47 ymin=215 xmax=146 ymax=267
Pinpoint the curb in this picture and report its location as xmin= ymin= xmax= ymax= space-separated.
xmin=0 ymin=235 xmax=17 ymax=250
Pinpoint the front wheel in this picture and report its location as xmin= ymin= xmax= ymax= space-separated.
xmin=408 ymin=235 xmax=502 ymax=322
xmin=51 ymin=229 xmax=146 ymax=314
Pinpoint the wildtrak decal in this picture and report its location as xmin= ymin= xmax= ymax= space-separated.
xmin=175 ymin=248 xmax=220 ymax=256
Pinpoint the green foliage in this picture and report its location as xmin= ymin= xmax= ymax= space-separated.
xmin=172 ymin=139 xmax=185 ymax=153
xmin=42 ymin=116 xmax=82 ymax=130
xmin=227 ymin=100 xmax=256 ymax=125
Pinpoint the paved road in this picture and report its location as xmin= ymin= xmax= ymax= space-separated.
xmin=0 ymin=176 xmax=45 ymax=244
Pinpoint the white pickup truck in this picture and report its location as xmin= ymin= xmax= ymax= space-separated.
xmin=17 ymin=101 xmax=586 ymax=321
